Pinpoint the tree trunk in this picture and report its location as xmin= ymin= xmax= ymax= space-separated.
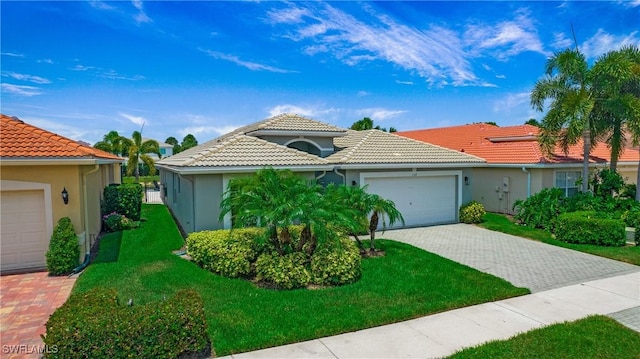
xmin=582 ymin=128 xmax=591 ymax=192
xmin=369 ymin=211 xmax=379 ymax=250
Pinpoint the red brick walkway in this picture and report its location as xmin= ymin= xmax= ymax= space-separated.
xmin=1 ymin=272 xmax=76 ymax=358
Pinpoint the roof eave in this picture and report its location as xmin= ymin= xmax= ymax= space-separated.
xmin=336 ymin=162 xmax=485 ymax=170
xmin=0 ymin=157 xmax=122 ymax=165
xmin=156 ymin=164 xmax=334 ymax=174
xmin=247 ymin=130 xmax=347 ymax=137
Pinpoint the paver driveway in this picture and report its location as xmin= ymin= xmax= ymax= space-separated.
xmin=380 ymin=224 xmax=640 ymax=292
xmin=0 ymin=272 xmax=76 ymax=359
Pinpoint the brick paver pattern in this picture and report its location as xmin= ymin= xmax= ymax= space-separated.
xmin=0 ymin=272 xmax=76 ymax=359
xmin=609 ymin=307 xmax=640 ymax=333
xmin=380 ymin=224 xmax=640 ymax=292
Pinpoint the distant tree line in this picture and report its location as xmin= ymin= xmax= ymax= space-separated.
xmin=164 ymin=134 xmax=198 ymax=154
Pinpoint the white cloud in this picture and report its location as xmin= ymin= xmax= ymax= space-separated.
xmin=99 ymin=69 xmax=145 ymax=81
xmin=1 ymin=83 xmax=43 ymax=96
xmin=1 ymin=52 xmax=24 ymax=57
xmin=119 ymin=112 xmax=147 ymax=127
xmin=395 ymin=80 xmax=413 ymax=85
xmin=70 ymin=64 xmax=95 ymax=71
xmin=267 ymin=3 xmax=480 ymax=86
xmin=2 ymin=72 xmax=51 ymax=84
xmin=551 ymin=32 xmax=573 ymax=50
xmin=357 ymin=91 xmax=370 ymax=97
xmin=356 ymin=108 xmax=407 ymax=121
xmin=493 ymin=92 xmax=530 ymax=113
xmin=496 ymin=74 xmax=506 ymax=79
xmin=179 ymin=125 xmax=239 ymax=138
xmin=89 ymin=1 xmax=116 ymax=11
xmin=38 ymin=58 xmax=54 ymax=64
xmin=464 ymin=9 xmax=548 ymax=60
xmin=267 ymin=104 xmax=339 ymax=118
xmin=23 ymin=117 xmax=97 ymax=142
xmin=132 ymin=0 xmax=152 ymax=24
xmin=618 ymin=0 xmax=640 ymax=8
xmin=201 ymin=49 xmax=297 ymax=73
xmin=580 ymin=29 xmax=640 ymax=59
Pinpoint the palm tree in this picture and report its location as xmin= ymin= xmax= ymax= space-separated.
xmin=590 ymin=45 xmax=640 ymax=172
xmin=122 ymin=131 xmax=160 ymax=182
xmin=367 ymin=194 xmax=404 ymax=251
xmin=94 ymin=130 xmax=125 ymax=156
xmin=324 ymin=184 xmax=371 ymax=251
xmin=531 ymin=49 xmax=595 ymax=192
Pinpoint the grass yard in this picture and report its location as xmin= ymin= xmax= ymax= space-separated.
xmin=122 ymin=175 xmax=160 ymax=185
xmin=479 ymin=212 xmax=640 ymax=266
xmin=73 ymin=204 xmax=528 ymax=356
xmin=448 ymin=315 xmax=640 ymax=359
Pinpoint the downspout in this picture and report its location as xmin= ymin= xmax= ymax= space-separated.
xmin=333 ymin=168 xmax=346 ymax=185
xmin=522 ymin=167 xmax=531 ymax=198
xmin=71 ymin=164 xmax=100 ymax=275
xmin=316 ymin=171 xmax=327 ymax=181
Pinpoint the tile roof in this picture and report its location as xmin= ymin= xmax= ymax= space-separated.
xmin=157 ymin=134 xmax=330 ymax=167
xmin=327 ymin=130 xmax=484 ymax=164
xmin=397 ymin=123 xmax=640 ymax=164
xmin=0 ymin=114 xmax=122 ymax=160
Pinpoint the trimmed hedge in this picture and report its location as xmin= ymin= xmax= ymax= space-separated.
xmin=102 ymin=183 xmax=144 ymax=221
xmin=46 ymin=217 xmax=80 ymax=276
xmin=186 ymin=228 xmax=262 ymax=278
xmin=255 ymin=252 xmax=311 ymax=289
xmin=459 ymin=201 xmax=486 ymax=224
xmin=311 ymin=238 xmax=361 ymax=286
xmin=555 ymin=211 xmax=626 ymax=247
xmin=42 ymin=287 xmax=211 ymax=359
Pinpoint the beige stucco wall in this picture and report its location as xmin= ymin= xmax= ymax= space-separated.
xmin=471 ymin=167 xmax=547 ymax=214
xmin=1 ymin=163 xmax=121 ymax=260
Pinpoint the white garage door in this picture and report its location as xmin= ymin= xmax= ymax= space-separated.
xmin=364 ymin=174 xmax=457 ymax=228
xmin=1 ymin=190 xmax=48 ymax=272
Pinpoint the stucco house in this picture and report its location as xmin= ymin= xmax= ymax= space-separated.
xmin=0 ymin=114 xmax=122 ymax=273
xmin=398 ymin=123 xmax=640 ymax=214
xmin=156 ymin=113 xmax=484 ymax=233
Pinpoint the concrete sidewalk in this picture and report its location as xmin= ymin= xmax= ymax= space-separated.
xmin=226 ymin=271 xmax=639 ymax=359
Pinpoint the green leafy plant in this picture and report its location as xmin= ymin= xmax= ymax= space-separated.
xmin=459 ymin=201 xmax=486 ymax=224
xmin=46 ymin=217 xmax=80 ymax=275
xmin=311 ymin=238 xmax=361 ymax=286
xmin=186 ymin=228 xmax=261 ymax=278
xmin=555 ymin=211 xmax=626 ymax=247
xmin=513 ymin=188 xmax=565 ymax=230
xmin=42 ymin=287 xmax=210 ymax=358
xmin=255 ymin=252 xmax=311 ymax=289
xmin=102 ymin=212 xmax=134 ymax=232
xmin=102 ymin=183 xmax=144 ymax=221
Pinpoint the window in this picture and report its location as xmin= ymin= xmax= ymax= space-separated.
xmin=160 ymin=148 xmax=166 ymax=155
xmin=555 ymin=171 xmax=581 ymax=196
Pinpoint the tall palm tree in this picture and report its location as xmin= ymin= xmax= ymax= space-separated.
xmin=93 ymin=130 xmax=125 ymax=156
xmin=122 ymin=131 xmax=160 ymax=182
xmin=531 ymin=49 xmax=595 ymax=192
xmin=590 ymin=45 xmax=640 ymax=172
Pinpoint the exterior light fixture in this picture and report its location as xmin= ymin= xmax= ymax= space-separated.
xmin=464 ymin=176 xmax=470 ymax=186
xmin=62 ymin=187 xmax=69 ymax=204
xmin=351 ymin=180 xmax=357 ymax=186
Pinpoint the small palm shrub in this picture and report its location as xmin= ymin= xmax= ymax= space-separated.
xmin=311 ymin=238 xmax=361 ymax=286
xmin=46 ymin=217 xmax=80 ymax=275
xmin=186 ymin=228 xmax=261 ymax=278
xmin=255 ymin=252 xmax=311 ymax=289
xmin=459 ymin=201 xmax=486 ymax=224
xmin=555 ymin=211 xmax=625 ymax=247
xmin=42 ymin=288 xmax=210 ymax=358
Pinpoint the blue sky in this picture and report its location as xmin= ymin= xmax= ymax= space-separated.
xmin=2 ymin=1 xmax=639 ymax=145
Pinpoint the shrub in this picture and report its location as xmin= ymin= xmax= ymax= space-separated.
xmin=102 ymin=212 xmax=135 ymax=232
xmin=255 ymin=252 xmax=311 ymax=289
xmin=46 ymin=217 xmax=80 ymax=276
xmin=186 ymin=228 xmax=262 ymax=278
xmin=513 ymin=188 xmax=564 ymax=231
xmin=555 ymin=211 xmax=625 ymax=247
xmin=102 ymin=183 xmax=144 ymax=222
xmin=42 ymin=288 xmax=210 ymax=359
xmin=459 ymin=201 xmax=486 ymax=224
xmin=310 ymin=238 xmax=361 ymax=286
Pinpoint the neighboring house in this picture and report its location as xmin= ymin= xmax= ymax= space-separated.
xmin=144 ymin=138 xmax=173 ymax=159
xmin=397 ymin=123 xmax=640 ymax=214
xmin=0 ymin=114 xmax=122 ymax=273
xmin=157 ymin=113 xmax=484 ymax=233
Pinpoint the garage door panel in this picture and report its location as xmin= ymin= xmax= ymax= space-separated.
xmin=364 ymin=175 xmax=457 ymax=228
xmin=1 ymin=190 xmax=48 ymax=272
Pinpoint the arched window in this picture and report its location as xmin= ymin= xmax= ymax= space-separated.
xmin=285 ymin=139 xmax=322 ymax=156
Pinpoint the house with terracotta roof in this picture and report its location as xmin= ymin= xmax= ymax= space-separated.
xmin=157 ymin=113 xmax=484 ymax=233
xmin=397 ymin=123 xmax=640 ymax=214
xmin=0 ymin=114 xmax=122 ymax=273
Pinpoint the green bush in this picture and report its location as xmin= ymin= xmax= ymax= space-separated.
xmin=46 ymin=217 xmax=80 ymax=276
xmin=42 ymin=287 xmax=210 ymax=359
xmin=459 ymin=201 xmax=486 ymax=224
xmin=186 ymin=228 xmax=262 ymax=278
xmin=102 ymin=183 xmax=144 ymax=222
xmin=555 ymin=211 xmax=626 ymax=247
xmin=310 ymin=238 xmax=361 ymax=286
xmin=513 ymin=188 xmax=565 ymax=230
xmin=255 ymin=252 xmax=311 ymax=289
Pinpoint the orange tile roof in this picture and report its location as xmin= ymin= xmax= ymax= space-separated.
xmin=0 ymin=114 xmax=122 ymax=160
xmin=397 ymin=123 xmax=640 ymax=164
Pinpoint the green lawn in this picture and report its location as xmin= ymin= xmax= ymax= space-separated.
xmin=479 ymin=212 xmax=640 ymax=266
xmin=448 ymin=315 xmax=640 ymax=359
xmin=122 ymin=175 xmax=160 ymax=185
xmin=73 ymin=204 xmax=529 ymax=356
